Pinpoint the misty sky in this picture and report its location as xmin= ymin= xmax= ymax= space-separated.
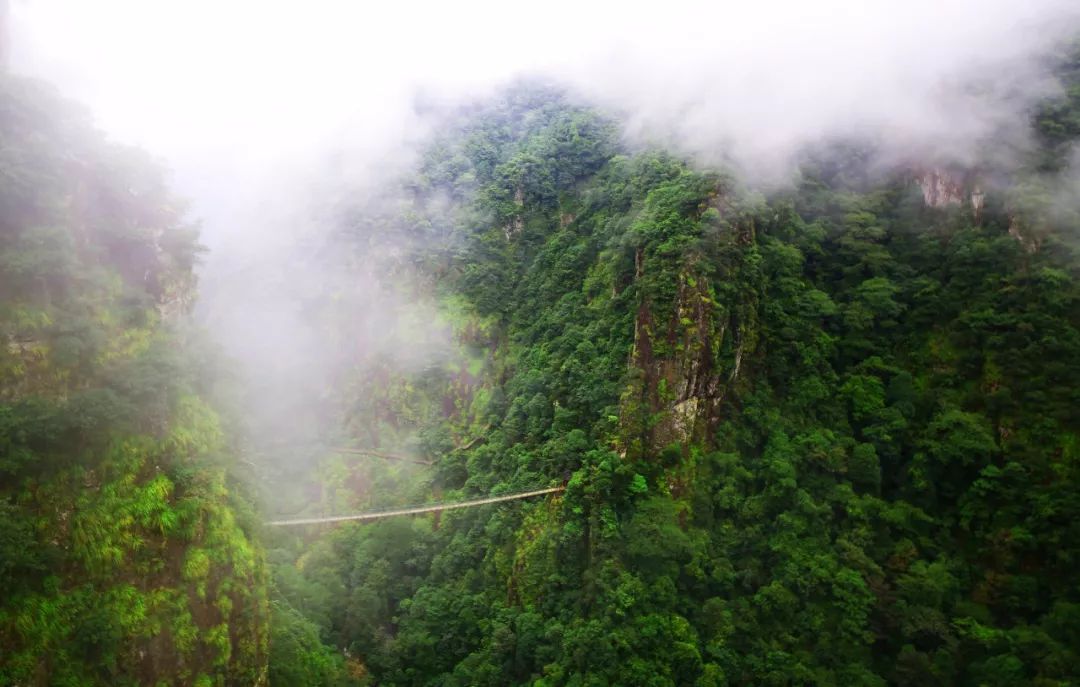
xmin=9 ymin=0 xmax=1080 ymax=270
xmin=13 ymin=1 xmax=1079 ymax=162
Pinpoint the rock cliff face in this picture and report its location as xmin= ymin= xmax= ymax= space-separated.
xmin=915 ymin=166 xmax=988 ymax=218
xmin=1008 ymin=214 xmax=1043 ymax=252
xmin=625 ymin=192 xmax=758 ymax=452
xmin=917 ymin=167 xmax=968 ymax=207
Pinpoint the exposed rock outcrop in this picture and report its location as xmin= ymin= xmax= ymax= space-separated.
xmin=917 ymin=167 xmax=967 ymax=207
xmin=914 ymin=166 xmax=989 ymax=223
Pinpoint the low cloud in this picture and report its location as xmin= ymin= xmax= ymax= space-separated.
xmin=9 ymin=0 xmax=1079 ymax=488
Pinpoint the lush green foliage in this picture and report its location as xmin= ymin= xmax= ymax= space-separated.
xmin=0 ymin=75 xmax=267 ymax=686
xmin=272 ymin=66 xmax=1080 ymax=687
xmin=6 ymin=44 xmax=1080 ymax=687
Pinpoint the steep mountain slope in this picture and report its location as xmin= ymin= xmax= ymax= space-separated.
xmin=0 ymin=76 xmax=267 ymax=686
xmin=4 ymin=17 xmax=1078 ymax=687
xmin=273 ymin=61 xmax=1080 ymax=686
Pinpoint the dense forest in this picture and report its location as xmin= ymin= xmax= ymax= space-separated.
xmin=2 ymin=28 xmax=1080 ymax=687
xmin=264 ymin=47 xmax=1080 ymax=686
xmin=0 ymin=76 xmax=267 ymax=685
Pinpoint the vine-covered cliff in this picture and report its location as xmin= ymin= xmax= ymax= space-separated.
xmin=0 ymin=75 xmax=268 ymax=686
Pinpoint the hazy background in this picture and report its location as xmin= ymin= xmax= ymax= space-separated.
xmin=7 ymin=0 xmax=1080 ymax=502
xmin=13 ymin=0 xmax=1080 ymax=267
xmin=12 ymin=1 xmax=1080 ymax=195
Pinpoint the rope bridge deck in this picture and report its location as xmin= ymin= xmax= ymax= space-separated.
xmin=266 ymin=486 xmax=565 ymax=526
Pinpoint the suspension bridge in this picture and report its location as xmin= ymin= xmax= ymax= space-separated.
xmin=266 ymin=486 xmax=565 ymax=527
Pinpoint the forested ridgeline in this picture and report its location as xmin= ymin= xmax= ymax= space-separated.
xmin=268 ymin=51 xmax=1080 ymax=686
xmin=0 ymin=76 xmax=268 ymax=685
